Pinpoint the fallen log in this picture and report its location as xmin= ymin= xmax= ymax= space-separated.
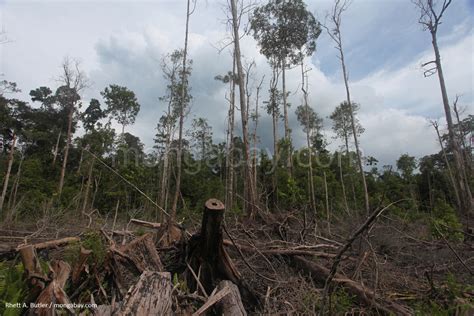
xmin=116 ymin=271 xmax=172 ymax=316
xmin=130 ymin=218 xmax=162 ymax=229
xmin=18 ymin=236 xmax=80 ymax=251
xmin=222 ymin=239 xmax=343 ymax=258
xmin=293 ymin=256 xmax=412 ymax=316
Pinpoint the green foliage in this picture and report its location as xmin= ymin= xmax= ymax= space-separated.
xmin=329 ymin=288 xmax=355 ymax=315
xmin=0 ymin=262 xmax=27 ymax=316
xmin=250 ymin=0 xmax=322 ymax=64
xmin=430 ymin=199 xmax=463 ymax=242
xmin=172 ymin=273 xmax=188 ymax=293
xmin=413 ymin=273 xmax=473 ymax=315
xmin=278 ymin=176 xmax=305 ymax=209
xmin=64 ymin=231 xmax=106 ymax=266
xmin=101 ymin=84 xmax=141 ymax=133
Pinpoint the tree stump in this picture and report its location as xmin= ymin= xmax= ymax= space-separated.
xmin=186 ymin=199 xmax=256 ymax=309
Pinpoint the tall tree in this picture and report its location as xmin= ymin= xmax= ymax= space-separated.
xmin=326 ymin=0 xmax=370 ymax=215
xmin=250 ymin=0 xmax=321 ymax=176
xmin=101 ymin=84 xmax=141 ymax=136
xmin=171 ymin=0 xmax=195 ymax=224
xmin=156 ymin=50 xmax=189 ymax=216
xmin=295 ymin=73 xmax=322 ymax=215
xmin=264 ymin=63 xmax=281 ymax=206
xmin=230 ymin=0 xmax=258 ymax=217
xmin=190 ymin=118 xmax=212 ymax=160
xmin=215 ymin=64 xmax=237 ymax=212
xmin=330 ymin=101 xmax=364 ymax=156
xmin=414 ymin=0 xmax=473 ymax=217
xmin=56 ymin=57 xmax=88 ymax=197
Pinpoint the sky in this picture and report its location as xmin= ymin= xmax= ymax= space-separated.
xmin=0 ymin=0 xmax=473 ymax=167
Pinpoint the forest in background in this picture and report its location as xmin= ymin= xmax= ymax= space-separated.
xmin=0 ymin=0 xmax=473 ymax=315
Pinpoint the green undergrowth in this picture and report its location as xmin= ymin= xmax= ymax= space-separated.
xmin=412 ymin=273 xmax=474 ymax=315
xmin=64 ymin=230 xmax=106 ymax=267
xmin=0 ymin=261 xmax=28 ymax=316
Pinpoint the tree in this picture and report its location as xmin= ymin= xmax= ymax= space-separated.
xmin=230 ymin=0 xmax=258 ymax=217
xmin=264 ymin=65 xmax=282 ymax=206
xmin=295 ymin=98 xmax=322 ymax=215
xmin=0 ymin=81 xmax=20 ymax=96
xmin=250 ymin=0 xmax=321 ymax=176
xmin=215 ymin=65 xmax=238 ymax=212
xmin=413 ymin=0 xmax=473 ymax=218
xmin=330 ymin=101 xmax=364 ymax=155
xmin=156 ymin=50 xmax=190 ymax=217
xmin=82 ymin=99 xmax=105 ymax=131
xmin=325 ymin=0 xmax=370 ymax=215
xmin=396 ymin=154 xmax=416 ymax=181
xmin=171 ymin=0 xmax=195 ymax=225
xmin=101 ymin=85 xmax=140 ymax=136
xmin=190 ymin=117 xmax=212 ymax=160
xmin=56 ymin=57 xmax=88 ymax=197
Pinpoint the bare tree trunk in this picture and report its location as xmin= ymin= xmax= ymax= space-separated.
xmin=230 ymin=0 xmax=257 ymax=218
xmin=58 ymin=106 xmax=74 ymax=197
xmin=159 ymin=144 xmax=170 ymax=220
xmin=81 ymin=157 xmax=95 ymax=215
xmin=432 ymin=121 xmax=461 ymax=210
xmin=226 ymin=53 xmax=236 ymax=213
xmin=431 ymin=31 xmax=472 ymax=216
xmin=338 ymin=153 xmax=350 ymax=213
xmin=77 ymin=148 xmax=84 ymax=175
xmin=8 ymin=154 xmax=23 ymax=211
xmin=269 ymin=65 xmax=280 ymax=207
xmin=414 ymin=0 xmax=473 ymax=217
xmin=300 ymin=62 xmax=316 ymax=215
xmin=171 ymin=0 xmax=192 ymax=223
xmin=52 ymin=131 xmax=61 ymax=166
xmin=328 ymin=1 xmax=370 ymax=214
xmin=282 ymin=61 xmax=292 ymax=177
xmin=253 ymin=77 xmax=264 ymax=192
xmin=453 ymin=101 xmax=472 ymax=179
xmin=324 ymin=171 xmax=330 ymax=235
xmin=0 ymin=132 xmax=16 ymax=214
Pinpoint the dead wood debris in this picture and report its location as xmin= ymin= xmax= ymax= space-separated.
xmin=2 ymin=199 xmax=473 ymax=315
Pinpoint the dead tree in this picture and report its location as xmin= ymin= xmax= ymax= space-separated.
xmin=171 ymin=0 xmax=195 ymax=225
xmin=325 ymin=0 xmax=370 ymax=215
xmin=57 ymin=57 xmax=89 ymax=197
xmin=230 ymin=0 xmax=258 ymax=218
xmin=414 ymin=0 xmax=473 ymax=218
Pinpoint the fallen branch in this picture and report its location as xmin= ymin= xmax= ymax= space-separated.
xmin=319 ymin=200 xmax=407 ymax=315
xmin=294 ymin=256 xmax=412 ymax=316
xmin=130 ymin=218 xmax=162 ymax=229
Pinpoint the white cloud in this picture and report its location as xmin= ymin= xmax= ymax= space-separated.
xmin=1 ymin=0 xmax=472 ymax=168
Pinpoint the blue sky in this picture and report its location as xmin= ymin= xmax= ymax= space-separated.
xmin=0 ymin=0 xmax=473 ymax=167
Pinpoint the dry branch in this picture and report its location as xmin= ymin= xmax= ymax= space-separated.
xmin=294 ymin=256 xmax=412 ymax=315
